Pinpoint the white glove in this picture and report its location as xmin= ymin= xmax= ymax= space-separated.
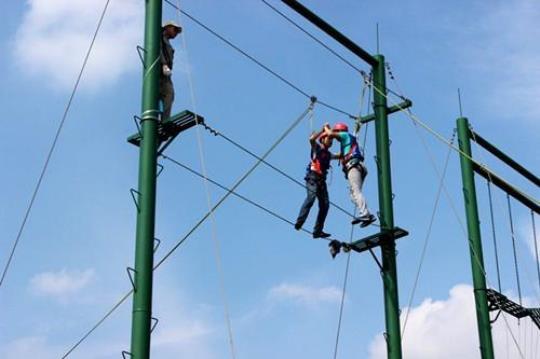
xmin=162 ymin=65 xmax=172 ymax=77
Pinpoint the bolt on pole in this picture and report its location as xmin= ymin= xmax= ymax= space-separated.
xmin=457 ymin=117 xmax=495 ymax=359
xmin=129 ymin=0 xmax=162 ymax=358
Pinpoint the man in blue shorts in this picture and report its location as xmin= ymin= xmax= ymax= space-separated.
xmin=294 ymin=128 xmax=334 ymax=238
xmin=324 ymin=122 xmax=376 ymax=227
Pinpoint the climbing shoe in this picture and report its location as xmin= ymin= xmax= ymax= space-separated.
xmin=294 ymin=222 xmax=303 ymax=230
xmin=313 ymin=231 xmax=331 ymax=239
xmin=359 ymin=214 xmax=376 ymax=228
xmin=351 ymin=217 xmax=362 ymax=225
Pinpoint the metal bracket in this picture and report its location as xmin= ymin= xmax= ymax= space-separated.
xmin=130 ymin=189 xmax=141 ymax=212
xmin=368 ymin=248 xmax=383 ymax=271
xmin=157 ymin=163 xmax=165 ymax=178
xmin=136 ymin=45 xmax=146 ymax=68
xmin=133 ymin=115 xmax=142 ymax=137
xmin=127 ymin=267 xmax=137 ymax=292
xmin=153 ymin=237 xmax=161 ymax=253
xmin=490 ymin=309 xmax=502 ymax=324
xmin=122 ymin=350 xmax=133 ymax=358
xmin=151 ymin=317 xmax=159 ymax=333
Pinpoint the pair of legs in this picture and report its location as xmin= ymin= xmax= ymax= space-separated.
xmin=295 ymin=173 xmax=330 ymax=237
xmin=347 ymin=164 xmax=375 ymax=226
xmin=159 ymin=76 xmax=175 ymax=120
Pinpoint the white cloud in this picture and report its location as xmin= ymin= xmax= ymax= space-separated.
xmin=461 ymin=0 xmax=540 ymax=123
xmin=29 ymin=268 xmax=95 ymax=299
xmin=268 ymin=282 xmax=342 ymax=306
xmin=369 ymin=284 xmax=539 ymax=359
xmin=13 ymin=0 xmax=143 ymax=90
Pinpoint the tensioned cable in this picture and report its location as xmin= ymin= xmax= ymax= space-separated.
xmin=259 ymin=0 xmax=364 ymax=75
xmin=0 ymin=0 xmax=112 ymax=288
xmin=174 ymin=2 xmax=237 ymax=356
xmin=487 ymin=180 xmax=503 ymax=292
xmin=201 ymin=123 xmax=356 ymax=219
xmin=62 ymin=103 xmax=314 ymax=358
xmin=401 ymin=131 xmax=455 ymax=339
xmin=163 ymin=0 xmax=356 ymax=119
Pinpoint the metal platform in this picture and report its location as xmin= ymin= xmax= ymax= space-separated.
xmin=345 ymin=227 xmax=409 ymax=254
xmin=127 ymin=110 xmax=204 ymax=148
xmin=486 ymin=288 xmax=529 ymax=319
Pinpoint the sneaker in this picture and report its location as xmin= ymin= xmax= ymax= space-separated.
xmin=294 ymin=222 xmax=303 ymax=230
xmin=313 ymin=231 xmax=331 ymax=239
xmin=359 ymin=214 xmax=376 ymax=228
xmin=351 ymin=217 xmax=362 ymax=225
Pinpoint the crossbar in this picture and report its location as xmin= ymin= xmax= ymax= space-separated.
xmin=471 ymin=130 xmax=540 ymax=187
xmin=360 ymin=99 xmax=413 ymax=124
xmin=281 ymin=0 xmax=377 ymax=67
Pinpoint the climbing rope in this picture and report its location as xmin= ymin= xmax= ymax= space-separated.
xmin=507 ymin=194 xmax=523 ymax=306
xmin=174 ymin=2 xmax=237 ymax=357
xmin=0 ymin=0 xmax=113 ymax=289
xmin=487 ymin=180 xmax=503 ymax=292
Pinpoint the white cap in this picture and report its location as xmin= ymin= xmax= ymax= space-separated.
xmin=162 ymin=20 xmax=182 ymax=31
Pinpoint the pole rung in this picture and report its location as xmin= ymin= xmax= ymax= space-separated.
xmin=151 ymin=317 xmax=159 ymax=333
xmin=122 ymin=350 xmax=133 ymax=358
xmin=153 ymin=238 xmax=161 ymax=253
xmin=130 ymin=189 xmax=141 ymax=212
xmin=126 ymin=267 xmax=137 ymax=292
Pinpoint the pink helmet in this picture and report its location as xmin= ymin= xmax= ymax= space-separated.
xmin=333 ymin=122 xmax=348 ymax=132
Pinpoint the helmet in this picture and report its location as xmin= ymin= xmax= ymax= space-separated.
xmin=333 ymin=122 xmax=348 ymax=132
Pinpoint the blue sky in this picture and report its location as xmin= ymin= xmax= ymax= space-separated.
xmin=1 ymin=0 xmax=539 ymax=358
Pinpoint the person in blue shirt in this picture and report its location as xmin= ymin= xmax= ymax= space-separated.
xmin=294 ymin=128 xmax=335 ymax=238
xmin=324 ymin=122 xmax=376 ymax=227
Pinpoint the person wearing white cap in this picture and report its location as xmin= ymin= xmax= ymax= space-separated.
xmin=160 ymin=21 xmax=182 ymax=120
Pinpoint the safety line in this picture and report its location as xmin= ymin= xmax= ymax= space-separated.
xmin=174 ymin=1 xmax=238 ymax=355
xmin=163 ymin=0 xmax=357 ymax=119
xmin=0 ymin=0 xmax=112 ymax=289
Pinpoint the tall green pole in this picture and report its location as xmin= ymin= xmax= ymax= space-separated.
xmin=372 ymin=54 xmax=402 ymax=359
xmin=457 ymin=117 xmax=495 ymax=359
xmin=129 ymin=0 xmax=162 ymax=358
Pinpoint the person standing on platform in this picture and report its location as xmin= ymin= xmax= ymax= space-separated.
xmin=159 ymin=21 xmax=182 ymax=120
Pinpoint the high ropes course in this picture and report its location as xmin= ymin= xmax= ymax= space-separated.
xmin=1 ymin=1 xmax=539 ymax=359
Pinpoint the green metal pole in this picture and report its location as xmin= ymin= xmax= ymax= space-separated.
xmin=372 ymin=54 xmax=402 ymax=359
xmin=457 ymin=117 xmax=495 ymax=359
xmin=129 ymin=0 xmax=162 ymax=358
